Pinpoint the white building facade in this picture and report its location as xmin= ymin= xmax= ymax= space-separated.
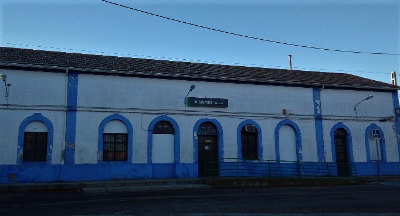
xmin=0 ymin=47 xmax=399 ymax=183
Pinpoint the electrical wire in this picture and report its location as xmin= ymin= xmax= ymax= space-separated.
xmin=101 ymin=0 xmax=400 ymax=56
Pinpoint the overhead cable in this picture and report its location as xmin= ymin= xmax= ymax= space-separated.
xmin=101 ymin=0 xmax=400 ymax=56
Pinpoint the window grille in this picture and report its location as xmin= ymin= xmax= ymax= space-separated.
xmin=153 ymin=121 xmax=174 ymax=134
xmin=241 ymin=125 xmax=258 ymax=159
xmin=198 ymin=122 xmax=217 ymax=135
xmin=23 ymin=132 xmax=48 ymax=162
xmin=103 ymin=133 xmax=128 ymax=161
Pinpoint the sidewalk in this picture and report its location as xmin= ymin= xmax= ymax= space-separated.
xmin=1 ymin=176 xmax=399 ymax=193
xmin=0 ymin=178 xmax=211 ymax=193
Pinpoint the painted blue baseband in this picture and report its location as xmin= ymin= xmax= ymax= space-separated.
xmin=355 ymin=162 xmax=400 ymax=176
xmin=0 ymin=163 xmax=199 ymax=183
xmin=152 ymin=163 xmax=175 ymax=179
xmin=175 ymin=163 xmax=197 ymax=178
xmin=2 ymin=161 xmax=400 ymax=183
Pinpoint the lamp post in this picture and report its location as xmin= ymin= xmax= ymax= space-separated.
xmin=0 ymin=73 xmax=11 ymax=98
xmin=184 ymin=84 xmax=196 ymax=105
xmin=354 ymin=94 xmax=373 ymax=117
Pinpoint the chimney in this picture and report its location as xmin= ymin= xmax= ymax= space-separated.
xmin=391 ymin=71 xmax=397 ymax=85
xmin=288 ymin=55 xmax=292 ymax=71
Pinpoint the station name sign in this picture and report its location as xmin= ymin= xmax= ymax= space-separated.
xmin=187 ymin=97 xmax=228 ymax=108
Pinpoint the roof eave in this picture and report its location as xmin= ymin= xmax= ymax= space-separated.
xmin=1 ymin=62 xmax=399 ymax=91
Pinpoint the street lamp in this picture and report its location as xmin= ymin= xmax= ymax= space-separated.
xmin=184 ymin=84 xmax=196 ymax=105
xmin=0 ymin=73 xmax=11 ymax=98
xmin=354 ymin=94 xmax=373 ymax=116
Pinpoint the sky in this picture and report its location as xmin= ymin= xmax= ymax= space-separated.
xmin=1 ymin=0 xmax=399 ymax=84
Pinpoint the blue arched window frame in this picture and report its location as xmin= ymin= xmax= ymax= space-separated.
xmin=237 ymin=119 xmax=263 ymax=160
xmin=274 ymin=119 xmax=302 ymax=162
xmin=193 ymin=118 xmax=224 ymax=164
xmin=98 ymin=114 xmax=133 ymax=163
xmin=330 ymin=122 xmax=354 ymax=163
xmin=17 ymin=113 xmax=54 ymax=164
xmin=365 ymin=124 xmax=386 ymax=162
xmin=147 ymin=115 xmax=180 ymax=164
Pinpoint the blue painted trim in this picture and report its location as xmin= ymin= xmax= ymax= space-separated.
xmin=17 ymin=113 xmax=54 ymax=164
xmin=147 ymin=115 xmax=180 ymax=164
xmin=274 ymin=119 xmax=302 ymax=162
xmin=392 ymin=91 xmax=400 ymax=160
xmin=193 ymin=118 xmax=224 ymax=164
xmin=4 ymin=161 xmax=400 ymax=183
xmin=330 ymin=122 xmax=354 ymax=163
xmin=237 ymin=119 xmax=263 ymax=160
xmin=313 ymin=88 xmax=325 ymax=162
xmin=0 ymin=163 xmax=199 ymax=183
xmin=365 ymin=124 xmax=386 ymax=162
xmin=392 ymin=91 xmax=400 ymax=134
xmin=98 ymin=114 xmax=133 ymax=163
xmin=65 ymin=72 xmax=78 ymax=164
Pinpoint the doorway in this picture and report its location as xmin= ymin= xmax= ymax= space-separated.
xmin=334 ymin=128 xmax=349 ymax=176
xmin=198 ymin=122 xmax=218 ymax=177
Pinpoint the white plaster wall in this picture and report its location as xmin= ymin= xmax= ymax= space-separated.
xmin=260 ymin=119 xmax=278 ymax=161
xmin=2 ymin=69 xmax=67 ymax=106
xmin=321 ymin=88 xmax=399 ymax=163
xmin=77 ymin=74 xmax=314 ymax=116
xmin=379 ymin=123 xmax=399 ymax=162
xmin=0 ymin=69 xmax=66 ymax=165
xmin=76 ymin=74 xmax=319 ymax=164
xmin=152 ymin=134 xmax=174 ymax=163
xmin=279 ymin=125 xmax=297 ymax=161
xmin=74 ymin=112 xmax=123 ymax=164
xmin=0 ymin=110 xmax=65 ymax=164
xmin=104 ymin=120 xmax=128 ymax=133
xmin=25 ymin=121 xmax=48 ymax=132
xmin=322 ymin=120 xmax=399 ymax=163
xmin=321 ymin=89 xmax=393 ymax=117
xmin=368 ymin=137 xmax=381 ymax=161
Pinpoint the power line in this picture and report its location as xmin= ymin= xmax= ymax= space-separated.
xmin=101 ymin=0 xmax=400 ymax=56
xmin=1 ymin=42 xmax=393 ymax=76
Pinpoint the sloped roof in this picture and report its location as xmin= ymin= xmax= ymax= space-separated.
xmin=0 ymin=47 xmax=397 ymax=91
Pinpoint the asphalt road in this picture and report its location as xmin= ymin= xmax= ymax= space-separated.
xmin=1 ymin=184 xmax=400 ymax=215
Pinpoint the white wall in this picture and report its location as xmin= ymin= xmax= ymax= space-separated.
xmin=279 ymin=125 xmax=297 ymax=161
xmin=1 ymin=69 xmax=398 ymax=166
xmin=0 ymin=69 xmax=66 ymax=164
xmin=74 ymin=74 xmax=318 ymax=164
xmin=321 ymin=89 xmax=393 ymax=117
xmin=320 ymin=89 xmax=398 ymax=163
xmin=77 ymin=74 xmax=314 ymax=116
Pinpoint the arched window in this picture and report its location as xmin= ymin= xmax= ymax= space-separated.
xmin=241 ymin=124 xmax=258 ymax=159
xmin=153 ymin=121 xmax=174 ymax=134
xmin=198 ymin=122 xmax=218 ymax=135
xmin=103 ymin=120 xmax=128 ymax=161
xmin=23 ymin=121 xmax=48 ymax=162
